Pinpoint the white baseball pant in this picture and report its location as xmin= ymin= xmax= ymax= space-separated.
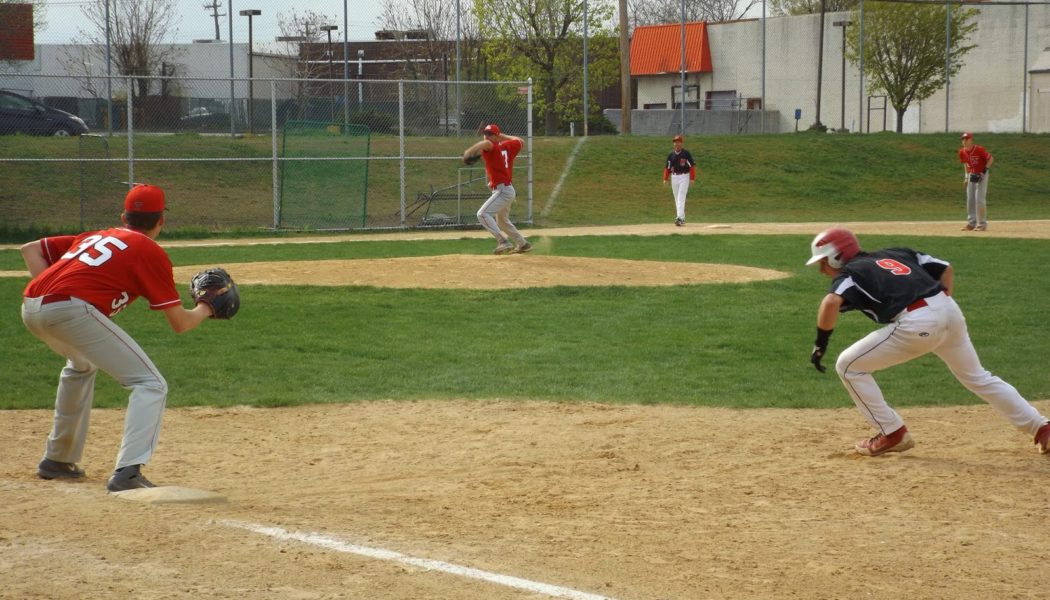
xmin=22 ymin=296 xmax=167 ymax=469
xmin=669 ymin=173 xmax=690 ymax=221
xmin=835 ymin=291 xmax=1046 ymax=437
xmin=477 ymin=183 xmax=526 ymax=246
xmin=965 ymin=173 xmax=989 ymax=228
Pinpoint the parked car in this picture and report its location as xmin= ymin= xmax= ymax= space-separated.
xmin=0 ymin=90 xmax=89 ymax=136
xmin=177 ymin=107 xmax=230 ymax=131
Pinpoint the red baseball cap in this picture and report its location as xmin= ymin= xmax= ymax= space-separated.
xmin=672 ymin=134 xmax=684 ymax=142
xmin=960 ymin=132 xmax=973 ymax=140
xmin=124 ymin=184 xmax=166 ymax=213
xmin=483 ymin=123 xmax=501 ymax=136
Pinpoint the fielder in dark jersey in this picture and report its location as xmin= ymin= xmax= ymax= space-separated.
xmin=806 ymin=228 xmax=1050 ymax=457
xmin=662 ymin=135 xmax=697 ymax=226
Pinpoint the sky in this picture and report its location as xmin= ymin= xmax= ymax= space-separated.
xmin=36 ymin=0 xmax=387 ymax=45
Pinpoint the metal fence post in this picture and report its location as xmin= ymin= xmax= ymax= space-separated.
xmin=271 ymin=81 xmax=280 ymax=230
xmin=527 ymin=78 xmax=534 ymax=223
xmin=399 ymin=80 xmax=406 ymax=228
xmin=127 ymin=77 xmax=134 ymax=185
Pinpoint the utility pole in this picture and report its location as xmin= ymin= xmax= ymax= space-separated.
xmin=814 ymin=0 xmax=827 ymax=129
xmin=618 ymin=0 xmax=630 ymax=134
xmin=205 ymin=0 xmax=224 ymax=41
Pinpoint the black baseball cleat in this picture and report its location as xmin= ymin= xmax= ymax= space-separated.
xmin=106 ymin=464 xmax=155 ymax=492
xmin=37 ymin=458 xmax=86 ymax=480
xmin=674 ymin=218 xmax=685 ymax=226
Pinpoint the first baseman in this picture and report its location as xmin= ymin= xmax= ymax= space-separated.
xmin=662 ymin=134 xmax=697 ymax=226
xmin=958 ymin=132 xmax=994 ymax=231
xmin=463 ymin=123 xmax=531 ymax=255
xmin=806 ymin=228 xmax=1050 ymax=456
xmin=21 ymin=184 xmax=217 ymax=492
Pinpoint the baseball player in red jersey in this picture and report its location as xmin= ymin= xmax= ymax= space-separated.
xmin=662 ymin=134 xmax=697 ymax=226
xmin=20 ymin=184 xmax=217 ymax=492
xmin=463 ymin=123 xmax=531 ymax=255
xmin=806 ymin=228 xmax=1050 ymax=456
xmin=958 ymin=132 xmax=994 ymax=231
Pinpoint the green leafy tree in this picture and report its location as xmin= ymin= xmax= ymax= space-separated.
xmin=475 ymin=0 xmax=617 ymax=135
xmin=845 ymin=2 xmax=978 ymax=132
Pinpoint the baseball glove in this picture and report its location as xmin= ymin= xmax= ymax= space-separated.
xmin=189 ymin=267 xmax=240 ymax=319
xmin=463 ymin=153 xmax=481 ymax=166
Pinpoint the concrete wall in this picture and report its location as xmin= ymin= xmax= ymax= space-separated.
xmin=605 ymin=108 xmax=780 ymax=135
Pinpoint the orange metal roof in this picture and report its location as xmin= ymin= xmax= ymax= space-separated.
xmin=630 ymin=22 xmax=712 ymax=76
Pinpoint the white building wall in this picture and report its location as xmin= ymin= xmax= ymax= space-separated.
xmin=0 ymin=43 xmax=293 ymax=101
xmin=635 ymin=5 xmax=1050 ymax=134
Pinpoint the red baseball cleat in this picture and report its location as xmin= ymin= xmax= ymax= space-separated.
xmin=855 ymin=426 xmax=914 ymax=456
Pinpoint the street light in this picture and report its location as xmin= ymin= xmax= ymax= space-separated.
xmin=814 ymin=0 xmax=827 ymax=129
xmin=240 ymin=9 xmax=261 ymax=134
xmin=357 ymin=49 xmax=364 ymax=109
xmin=833 ymin=19 xmax=853 ymax=132
xmin=321 ymin=24 xmax=338 ymax=122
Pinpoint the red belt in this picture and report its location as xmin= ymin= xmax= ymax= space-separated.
xmin=906 ymin=297 xmax=928 ymax=312
xmin=40 ymin=294 xmax=73 ymax=306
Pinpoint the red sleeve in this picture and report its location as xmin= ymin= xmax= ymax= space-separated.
xmin=690 ymin=165 xmax=696 ymax=181
xmin=508 ymin=138 xmax=523 ymax=157
xmin=958 ymin=149 xmax=967 ymax=164
xmin=663 ymin=168 xmax=670 ymax=181
xmin=40 ymin=236 xmax=77 ymax=266
xmin=133 ymin=242 xmax=181 ymax=310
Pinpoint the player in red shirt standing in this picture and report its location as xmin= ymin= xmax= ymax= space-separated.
xmin=463 ymin=123 xmax=531 ymax=254
xmin=21 ymin=184 xmax=217 ymax=492
xmin=958 ymin=132 xmax=994 ymax=231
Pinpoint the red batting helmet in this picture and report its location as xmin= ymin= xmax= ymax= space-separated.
xmin=806 ymin=228 xmax=861 ymax=268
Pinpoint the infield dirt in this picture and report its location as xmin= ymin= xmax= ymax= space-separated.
xmin=2 ymin=220 xmax=1049 ymax=599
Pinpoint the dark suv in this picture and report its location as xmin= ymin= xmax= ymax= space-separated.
xmin=0 ymin=90 xmax=89 ymax=136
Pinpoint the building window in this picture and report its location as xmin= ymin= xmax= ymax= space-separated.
xmin=671 ymin=85 xmax=699 ymax=109
xmin=644 ymin=102 xmax=668 ymax=109
xmin=705 ymin=90 xmax=738 ymax=110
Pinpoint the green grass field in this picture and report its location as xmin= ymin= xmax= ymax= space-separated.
xmin=2 ymin=132 xmax=1048 ymax=411
xmin=2 ymin=232 xmax=1047 ymax=411
xmin=2 ymin=131 xmax=1049 ymax=238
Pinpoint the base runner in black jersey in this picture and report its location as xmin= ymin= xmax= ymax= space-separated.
xmin=805 ymin=228 xmax=1050 ymax=457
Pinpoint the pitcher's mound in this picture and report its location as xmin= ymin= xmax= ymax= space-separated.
xmin=112 ymin=486 xmax=227 ymax=504
xmin=173 ymin=255 xmax=790 ymax=290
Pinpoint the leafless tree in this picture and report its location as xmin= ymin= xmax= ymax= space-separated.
xmin=270 ymin=9 xmax=340 ymax=120
xmin=629 ymin=0 xmax=758 ymax=27
xmin=769 ymin=0 xmax=856 ymax=16
xmin=375 ymin=0 xmax=485 ymax=81
xmin=64 ymin=0 xmax=183 ymax=100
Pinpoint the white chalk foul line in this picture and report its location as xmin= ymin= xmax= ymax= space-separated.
xmin=541 ymin=136 xmax=589 ymax=218
xmin=219 ymin=520 xmax=618 ymax=600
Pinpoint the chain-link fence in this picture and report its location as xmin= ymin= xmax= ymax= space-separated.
xmin=0 ymin=72 xmax=532 ymax=233
xmin=3 ymin=1 xmax=1047 ymax=233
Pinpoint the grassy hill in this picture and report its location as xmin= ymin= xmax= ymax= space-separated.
xmin=1 ymin=131 xmax=1048 ymax=241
